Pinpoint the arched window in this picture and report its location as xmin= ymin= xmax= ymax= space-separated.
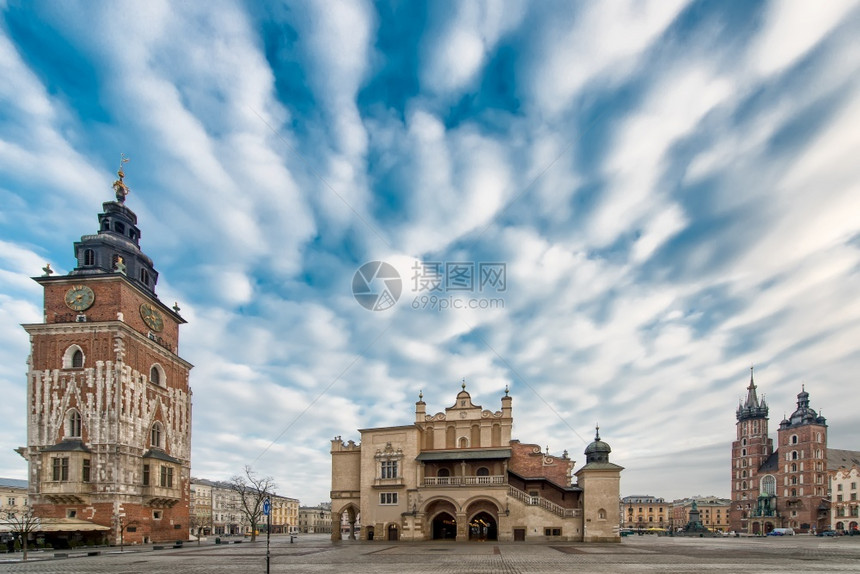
xmin=791 ymin=451 xmax=798 ymax=460
xmin=761 ymin=475 xmax=776 ymax=496
xmin=458 ymin=437 xmax=469 ymax=448
xmin=151 ymin=422 xmax=163 ymax=448
xmin=425 ymin=427 xmax=434 ymax=450
xmin=437 ymin=467 xmax=450 ymax=477
xmin=476 ymin=467 xmax=489 ymax=477
xmin=102 ymin=219 xmax=110 ymax=231
xmin=66 ymin=410 xmax=82 ymax=438
xmin=598 ymin=509 xmax=607 ymax=520
xmin=742 ymin=448 xmax=747 ymax=456
xmin=63 ymin=345 xmax=85 ymax=369
xmin=84 ymin=249 xmax=95 ymax=266
xmin=791 ymin=435 xmax=798 ymax=444
xmin=741 ymin=438 xmax=747 ymax=446
xmin=791 ymin=463 xmax=797 ymax=472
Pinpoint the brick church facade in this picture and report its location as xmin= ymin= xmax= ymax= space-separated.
xmin=730 ymin=368 xmax=858 ymax=534
xmin=18 ymin=169 xmax=192 ymax=545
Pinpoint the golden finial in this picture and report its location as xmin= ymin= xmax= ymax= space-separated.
xmin=113 ymin=154 xmax=131 ymax=203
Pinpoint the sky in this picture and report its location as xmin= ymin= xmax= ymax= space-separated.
xmin=1 ymin=0 xmax=859 ymax=508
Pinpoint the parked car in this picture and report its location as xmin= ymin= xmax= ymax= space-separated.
xmin=817 ymin=530 xmax=839 ymax=537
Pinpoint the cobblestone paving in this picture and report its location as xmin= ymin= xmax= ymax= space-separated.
xmin=2 ymin=534 xmax=860 ymax=574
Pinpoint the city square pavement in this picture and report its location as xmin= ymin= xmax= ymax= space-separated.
xmin=2 ymin=533 xmax=860 ymax=574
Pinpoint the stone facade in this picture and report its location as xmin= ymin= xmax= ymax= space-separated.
xmin=330 ymin=385 xmax=622 ymax=543
xmin=18 ymin=192 xmax=193 ymax=545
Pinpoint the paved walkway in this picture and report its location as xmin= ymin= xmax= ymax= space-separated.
xmin=2 ymin=533 xmax=860 ymax=573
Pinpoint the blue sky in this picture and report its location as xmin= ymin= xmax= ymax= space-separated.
xmin=1 ymin=1 xmax=859 ymax=507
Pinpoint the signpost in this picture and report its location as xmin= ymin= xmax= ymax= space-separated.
xmin=263 ymin=497 xmax=271 ymax=574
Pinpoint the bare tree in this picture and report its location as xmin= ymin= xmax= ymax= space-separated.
xmin=188 ymin=512 xmax=210 ymax=545
xmin=4 ymin=506 xmax=40 ymax=561
xmin=112 ymin=514 xmax=140 ymax=552
xmin=228 ymin=466 xmax=274 ymax=543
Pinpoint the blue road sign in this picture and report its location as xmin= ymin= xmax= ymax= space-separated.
xmin=263 ymin=497 xmax=270 ymax=516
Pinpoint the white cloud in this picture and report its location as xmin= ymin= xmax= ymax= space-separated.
xmin=528 ymin=0 xmax=688 ymax=116
xmin=748 ymin=0 xmax=858 ymax=78
xmin=421 ymin=0 xmax=527 ymax=94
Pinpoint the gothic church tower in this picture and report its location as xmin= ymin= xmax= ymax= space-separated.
xmin=729 ymin=368 xmax=772 ymax=533
xmin=19 ymin=166 xmax=193 ymax=544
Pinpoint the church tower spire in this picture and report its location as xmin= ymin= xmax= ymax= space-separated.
xmin=737 ymin=366 xmax=768 ymax=421
xmin=729 ymin=367 xmax=773 ymax=534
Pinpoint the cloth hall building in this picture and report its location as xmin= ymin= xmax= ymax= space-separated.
xmin=331 ymin=384 xmax=622 ymax=542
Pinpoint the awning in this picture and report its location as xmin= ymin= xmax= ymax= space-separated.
xmin=0 ymin=517 xmax=110 ymax=533
xmin=416 ymin=448 xmax=511 ymax=462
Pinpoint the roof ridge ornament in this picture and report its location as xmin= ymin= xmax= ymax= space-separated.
xmin=112 ymin=154 xmax=131 ymax=203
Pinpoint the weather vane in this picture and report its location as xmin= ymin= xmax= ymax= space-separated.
xmin=112 ymin=154 xmax=131 ymax=203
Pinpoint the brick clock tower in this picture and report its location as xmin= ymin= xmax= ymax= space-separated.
xmin=19 ymin=167 xmax=193 ymax=545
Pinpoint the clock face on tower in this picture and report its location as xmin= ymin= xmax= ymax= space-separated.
xmin=64 ymin=285 xmax=95 ymax=311
xmin=139 ymin=303 xmax=164 ymax=332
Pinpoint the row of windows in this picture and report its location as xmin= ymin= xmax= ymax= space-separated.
xmin=424 ymin=424 xmax=504 ymax=449
xmin=379 ymin=492 xmax=398 ymax=505
xmin=835 ymin=494 xmax=858 ymax=502
xmin=142 ymin=463 xmax=174 ymax=488
xmin=64 ymin=410 xmax=167 ymax=450
xmin=836 ymin=483 xmax=859 ymax=491
xmin=81 ymin=246 xmax=152 ymax=285
xmin=51 ymin=457 xmax=90 ymax=482
xmin=63 ymin=345 xmax=167 ymax=387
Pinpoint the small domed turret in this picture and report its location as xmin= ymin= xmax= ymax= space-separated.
xmin=584 ymin=425 xmax=612 ymax=464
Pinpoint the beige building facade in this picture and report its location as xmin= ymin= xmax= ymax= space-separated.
xmin=331 ymin=385 xmax=622 ymax=543
xmin=298 ymin=505 xmax=332 ymax=533
xmin=673 ymin=496 xmax=731 ymax=532
xmin=622 ymin=495 xmax=668 ymax=530
xmin=829 ymin=462 xmax=860 ymax=533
